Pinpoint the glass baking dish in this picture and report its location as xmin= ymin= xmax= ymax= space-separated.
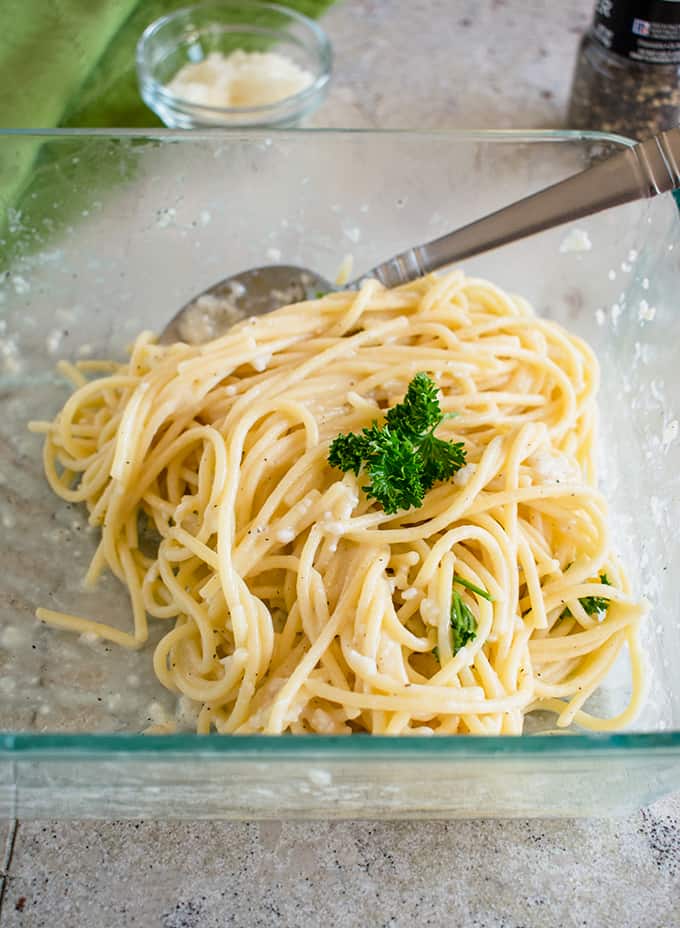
xmin=1 ymin=129 xmax=679 ymax=819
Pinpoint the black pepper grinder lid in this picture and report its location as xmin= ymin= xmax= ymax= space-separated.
xmin=593 ymin=0 xmax=680 ymax=64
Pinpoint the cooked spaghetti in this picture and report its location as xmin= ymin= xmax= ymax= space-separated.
xmin=29 ymin=271 xmax=647 ymax=735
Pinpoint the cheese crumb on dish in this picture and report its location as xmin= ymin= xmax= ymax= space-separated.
xmin=166 ymin=50 xmax=315 ymax=109
xmin=559 ymin=228 xmax=592 ymax=254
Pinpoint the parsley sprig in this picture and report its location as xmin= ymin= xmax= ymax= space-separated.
xmin=328 ymin=373 xmax=466 ymax=514
xmin=453 ymin=574 xmax=493 ymax=602
xmin=451 ymin=590 xmax=478 ymax=652
xmin=433 ymin=576 xmax=491 ymax=663
xmin=572 ymin=573 xmax=611 ymax=617
xmin=560 ymin=574 xmax=611 ymax=618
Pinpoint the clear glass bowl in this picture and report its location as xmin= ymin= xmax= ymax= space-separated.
xmin=136 ymin=1 xmax=332 ymax=128
xmin=1 ymin=128 xmax=680 ymax=819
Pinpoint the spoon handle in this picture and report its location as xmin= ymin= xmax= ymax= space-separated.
xmin=367 ymin=128 xmax=680 ymax=289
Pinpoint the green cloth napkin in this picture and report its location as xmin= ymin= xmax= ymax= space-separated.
xmin=0 ymin=0 xmax=335 ymax=248
xmin=0 ymin=0 xmax=133 ymax=221
xmin=0 ymin=1 xmax=137 ymax=131
xmin=1 ymin=0 xmax=334 ymax=129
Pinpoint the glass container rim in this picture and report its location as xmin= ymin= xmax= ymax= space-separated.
xmin=2 ymin=731 xmax=680 ymax=757
xmin=0 ymin=127 xmax=638 ymax=145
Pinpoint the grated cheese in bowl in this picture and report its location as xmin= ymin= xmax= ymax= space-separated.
xmin=166 ymin=50 xmax=315 ymax=109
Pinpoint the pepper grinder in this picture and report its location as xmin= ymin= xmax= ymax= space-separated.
xmin=568 ymin=0 xmax=680 ymax=140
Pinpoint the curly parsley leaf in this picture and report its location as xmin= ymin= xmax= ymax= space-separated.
xmin=432 ymin=584 xmax=485 ymax=664
xmin=451 ymin=590 xmax=478 ymax=652
xmin=327 ymin=431 xmax=367 ymax=476
xmin=579 ymin=573 xmax=611 ymax=616
xmin=385 ymin=371 xmax=442 ymax=439
xmin=328 ymin=373 xmax=466 ymax=514
xmin=562 ymin=573 xmax=611 ymax=619
xmin=420 ymin=434 xmax=467 ymax=490
xmin=362 ymin=428 xmax=425 ymax=513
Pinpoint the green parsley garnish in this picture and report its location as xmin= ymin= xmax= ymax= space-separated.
xmin=453 ymin=574 xmax=493 ymax=602
xmin=328 ymin=373 xmax=466 ymax=514
xmin=451 ymin=590 xmax=478 ymax=652
xmin=579 ymin=573 xmax=611 ymax=616
xmin=562 ymin=573 xmax=611 ymax=618
xmin=432 ymin=583 xmax=485 ymax=663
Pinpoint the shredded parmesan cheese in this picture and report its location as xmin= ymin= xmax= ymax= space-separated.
xmin=166 ymin=50 xmax=314 ymax=109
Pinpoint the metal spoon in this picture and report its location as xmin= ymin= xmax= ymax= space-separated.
xmin=160 ymin=128 xmax=680 ymax=345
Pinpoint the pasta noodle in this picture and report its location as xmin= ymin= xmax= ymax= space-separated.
xmin=30 ymin=270 xmax=647 ymax=735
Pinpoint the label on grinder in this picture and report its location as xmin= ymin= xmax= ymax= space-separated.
xmin=593 ymin=0 xmax=680 ymax=63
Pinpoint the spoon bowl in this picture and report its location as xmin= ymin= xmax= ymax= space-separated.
xmin=159 ymin=264 xmax=333 ymax=344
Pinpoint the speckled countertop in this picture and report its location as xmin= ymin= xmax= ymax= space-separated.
xmin=1 ymin=1 xmax=679 ymax=926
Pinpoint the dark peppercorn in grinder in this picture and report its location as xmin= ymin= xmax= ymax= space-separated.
xmin=568 ymin=0 xmax=680 ymax=140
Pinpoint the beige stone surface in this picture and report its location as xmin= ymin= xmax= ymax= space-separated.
xmin=2 ymin=1 xmax=679 ymax=926
xmin=313 ymin=0 xmax=592 ymax=130
xmin=1 ymin=801 xmax=679 ymax=927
